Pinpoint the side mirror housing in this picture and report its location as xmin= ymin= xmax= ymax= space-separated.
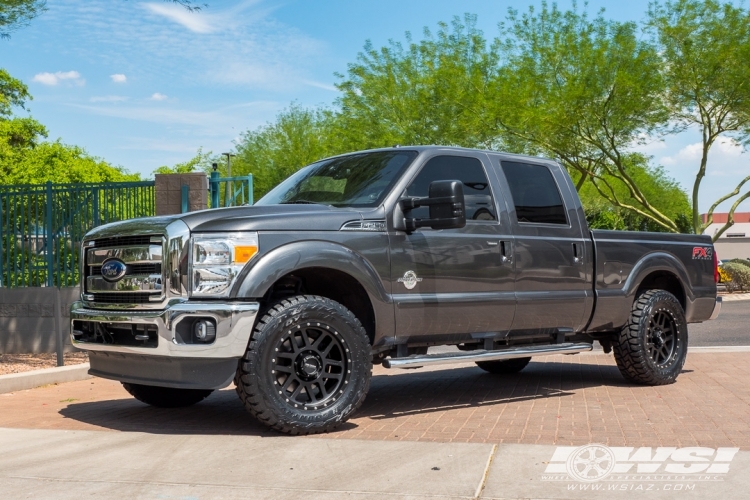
xmin=398 ymin=180 xmax=466 ymax=232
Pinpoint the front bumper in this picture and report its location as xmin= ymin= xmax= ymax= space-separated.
xmin=70 ymin=301 xmax=259 ymax=359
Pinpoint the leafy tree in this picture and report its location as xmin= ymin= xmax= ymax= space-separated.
xmin=3 ymin=141 xmax=138 ymax=184
xmin=648 ymin=0 xmax=750 ymax=240
xmin=153 ymin=147 xmax=213 ymax=175
xmin=335 ymin=14 xmax=501 ymax=150
xmin=492 ymin=2 xmax=677 ymax=231
xmin=230 ymin=104 xmax=343 ymax=199
xmin=0 ymin=68 xmax=136 ymax=184
xmin=0 ymin=0 xmax=46 ymax=39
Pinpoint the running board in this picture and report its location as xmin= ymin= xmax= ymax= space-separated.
xmin=382 ymin=342 xmax=593 ymax=369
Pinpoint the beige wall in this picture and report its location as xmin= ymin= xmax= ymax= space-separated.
xmin=714 ymin=238 xmax=750 ymax=261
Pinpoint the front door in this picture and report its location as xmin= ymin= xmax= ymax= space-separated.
xmin=389 ymin=153 xmax=516 ymax=343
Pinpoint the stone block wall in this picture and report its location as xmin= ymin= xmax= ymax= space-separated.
xmin=0 ymin=287 xmax=80 ymax=354
xmin=155 ymin=173 xmax=208 ymax=215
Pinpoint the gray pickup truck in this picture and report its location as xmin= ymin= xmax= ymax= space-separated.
xmin=71 ymin=146 xmax=721 ymax=434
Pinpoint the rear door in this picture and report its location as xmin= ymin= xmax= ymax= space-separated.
xmin=389 ymin=152 xmax=516 ymax=342
xmin=492 ymin=159 xmax=591 ymax=335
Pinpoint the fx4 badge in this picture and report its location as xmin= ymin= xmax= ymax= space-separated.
xmin=398 ymin=270 xmax=423 ymax=290
xmin=692 ymin=246 xmax=713 ymax=260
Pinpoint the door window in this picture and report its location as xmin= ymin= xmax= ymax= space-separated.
xmin=501 ymin=162 xmax=567 ymax=225
xmin=406 ymin=155 xmax=496 ymax=221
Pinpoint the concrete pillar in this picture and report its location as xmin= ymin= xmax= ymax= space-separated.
xmin=155 ymin=173 xmax=208 ymax=215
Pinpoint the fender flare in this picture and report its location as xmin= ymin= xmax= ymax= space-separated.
xmin=622 ymin=251 xmax=694 ymax=305
xmin=232 ymin=240 xmax=391 ymax=304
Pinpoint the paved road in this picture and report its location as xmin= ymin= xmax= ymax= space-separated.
xmin=689 ymin=300 xmax=749 ymax=346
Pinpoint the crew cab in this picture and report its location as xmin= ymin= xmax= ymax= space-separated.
xmin=70 ymin=146 xmax=721 ymax=434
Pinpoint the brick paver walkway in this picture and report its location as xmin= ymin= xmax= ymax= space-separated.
xmin=1 ymin=352 xmax=749 ymax=449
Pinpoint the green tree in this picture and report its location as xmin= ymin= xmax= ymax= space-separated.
xmin=0 ymin=0 xmax=46 ymax=39
xmin=492 ymin=2 xmax=677 ymax=231
xmin=0 ymin=68 xmax=136 ymax=184
xmin=230 ymin=104 xmax=343 ymax=199
xmin=648 ymin=0 xmax=750 ymax=240
xmin=335 ymin=14 xmax=500 ymax=150
xmin=153 ymin=147 xmax=213 ymax=175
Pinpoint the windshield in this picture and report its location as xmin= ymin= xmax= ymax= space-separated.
xmin=256 ymin=150 xmax=418 ymax=207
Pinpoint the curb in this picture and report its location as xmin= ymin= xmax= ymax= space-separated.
xmin=718 ymin=293 xmax=750 ymax=301
xmin=0 ymin=363 xmax=91 ymax=395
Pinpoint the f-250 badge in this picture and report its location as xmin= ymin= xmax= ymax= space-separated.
xmin=398 ymin=270 xmax=423 ymax=289
xmin=692 ymin=247 xmax=713 ymax=260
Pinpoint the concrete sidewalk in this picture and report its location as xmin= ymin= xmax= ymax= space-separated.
xmin=1 ymin=351 xmax=750 ymax=499
xmin=1 ymin=427 xmax=747 ymax=499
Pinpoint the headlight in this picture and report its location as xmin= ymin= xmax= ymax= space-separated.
xmin=190 ymin=233 xmax=258 ymax=297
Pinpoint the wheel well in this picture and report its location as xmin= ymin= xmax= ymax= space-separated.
xmin=262 ymin=267 xmax=376 ymax=345
xmin=636 ymin=271 xmax=686 ymax=310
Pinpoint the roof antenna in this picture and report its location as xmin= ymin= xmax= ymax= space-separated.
xmin=392 ymin=144 xmax=401 ymax=148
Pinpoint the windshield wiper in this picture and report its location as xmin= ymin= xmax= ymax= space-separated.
xmin=281 ymin=200 xmax=326 ymax=205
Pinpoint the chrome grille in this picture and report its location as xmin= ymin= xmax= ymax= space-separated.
xmin=84 ymin=237 xmax=165 ymax=305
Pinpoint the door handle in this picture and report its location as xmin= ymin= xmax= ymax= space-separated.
xmin=572 ymin=243 xmax=582 ymax=264
xmin=500 ymin=240 xmax=513 ymax=264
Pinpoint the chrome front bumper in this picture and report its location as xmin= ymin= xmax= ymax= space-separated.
xmin=70 ymin=301 xmax=259 ymax=358
xmin=709 ymin=296 xmax=722 ymax=320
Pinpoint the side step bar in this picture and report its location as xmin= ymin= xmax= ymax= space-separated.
xmin=382 ymin=342 xmax=593 ymax=369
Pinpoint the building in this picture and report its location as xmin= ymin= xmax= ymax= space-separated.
xmin=702 ymin=212 xmax=750 ymax=260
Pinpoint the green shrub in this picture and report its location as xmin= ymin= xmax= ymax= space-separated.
xmin=722 ymin=262 xmax=750 ymax=292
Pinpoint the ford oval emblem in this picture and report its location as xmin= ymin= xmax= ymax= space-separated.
xmin=100 ymin=258 xmax=127 ymax=282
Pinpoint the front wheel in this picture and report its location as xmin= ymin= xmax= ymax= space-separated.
xmin=235 ymin=295 xmax=372 ymax=435
xmin=122 ymin=383 xmax=213 ymax=408
xmin=613 ymin=289 xmax=688 ymax=385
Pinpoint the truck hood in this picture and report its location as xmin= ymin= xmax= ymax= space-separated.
xmin=84 ymin=204 xmax=369 ymax=240
xmin=180 ymin=204 xmax=365 ymax=232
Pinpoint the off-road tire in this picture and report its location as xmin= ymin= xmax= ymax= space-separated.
xmin=613 ymin=289 xmax=687 ymax=385
xmin=122 ymin=383 xmax=213 ymax=408
xmin=235 ymin=295 xmax=372 ymax=435
xmin=475 ymin=357 xmax=531 ymax=374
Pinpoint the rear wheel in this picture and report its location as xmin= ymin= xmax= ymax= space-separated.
xmin=613 ymin=289 xmax=687 ymax=385
xmin=122 ymin=383 xmax=213 ymax=408
xmin=235 ymin=295 xmax=372 ymax=435
xmin=476 ymin=357 xmax=531 ymax=374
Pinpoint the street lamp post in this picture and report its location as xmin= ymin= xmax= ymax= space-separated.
xmin=222 ymin=152 xmax=236 ymax=206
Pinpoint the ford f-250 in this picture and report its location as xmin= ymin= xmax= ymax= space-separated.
xmin=70 ymin=146 xmax=721 ymax=434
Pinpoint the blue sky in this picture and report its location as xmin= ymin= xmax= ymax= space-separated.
xmin=1 ymin=0 xmax=748 ymax=212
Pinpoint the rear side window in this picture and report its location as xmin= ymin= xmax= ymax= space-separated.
xmin=501 ymin=162 xmax=567 ymax=225
xmin=406 ymin=155 xmax=496 ymax=221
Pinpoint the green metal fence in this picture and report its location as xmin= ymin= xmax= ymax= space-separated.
xmin=0 ymin=181 xmax=155 ymax=288
xmin=207 ymin=172 xmax=253 ymax=209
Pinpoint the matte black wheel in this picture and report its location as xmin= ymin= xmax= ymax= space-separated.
xmin=476 ymin=357 xmax=531 ymax=374
xmin=122 ymin=383 xmax=213 ymax=408
xmin=235 ymin=295 xmax=372 ymax=435
xmin=613 ymin=289 xmax=687 ymax=385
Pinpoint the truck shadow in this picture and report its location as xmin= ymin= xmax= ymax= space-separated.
xmin=59 ymin=361 xmax=630 ymax=436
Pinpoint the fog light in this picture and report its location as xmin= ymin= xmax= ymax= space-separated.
xmin=194 ymin=320 xmax=216 ymax=343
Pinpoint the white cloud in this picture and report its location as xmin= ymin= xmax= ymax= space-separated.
xmin=32 ymin=70 xmax=84 ymax=86
xmin=110 ymin=73 xmax=127 ymax=83
xmin=143 ymin=3 xmax=216 ymax=33
xmin=90 ymin=95 xmax=128 ymax=103
xmin=302 ymin=80 xmax=339 ymax=92
xmin=150 ymin=92 xmax=168 ymax=101
xmin=660 ymin=137 xmax=744 ymax=169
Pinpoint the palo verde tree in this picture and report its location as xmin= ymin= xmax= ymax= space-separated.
xmin=648 ymin=0 xmax=750 ymax=240
xmin=491 ymin=2 xmax=678 ymax=232
xmin=335 ymin=14 xmax=502 ymax=151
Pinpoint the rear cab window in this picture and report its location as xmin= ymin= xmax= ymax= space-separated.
xmin=500 ymin=161 xmax=568 ymax=225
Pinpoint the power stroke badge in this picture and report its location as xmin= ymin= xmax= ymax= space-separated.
xmin=398 ymin=270 xmax=423 ymax=289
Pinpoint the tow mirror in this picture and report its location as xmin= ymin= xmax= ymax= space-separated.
xmin=399 ymin=180 xmax=466 ymax=232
